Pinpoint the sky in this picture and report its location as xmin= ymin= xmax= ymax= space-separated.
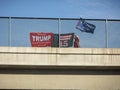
xmin=0 ymin=0 xmax=120 ymax=48
xmin=0 ymin=0 xmax=120 ymax=19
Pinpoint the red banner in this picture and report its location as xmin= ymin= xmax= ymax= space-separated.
xmin=30 ymin=32 xmax=53 ymax=47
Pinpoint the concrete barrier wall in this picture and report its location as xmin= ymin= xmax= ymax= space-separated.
xmin=0 ymin=47 xmax=120 ymax=90
xmin=0 ymin=47 xmax=120 ymax=67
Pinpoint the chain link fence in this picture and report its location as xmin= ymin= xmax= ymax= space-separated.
xmin=0 ymin=17 xmax=120 ymax=48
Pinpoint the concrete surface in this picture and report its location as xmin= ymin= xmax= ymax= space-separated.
xmin=0 ymin=47 xmax=120 ymax=67
xmin=0 ymin=47 xmax=120 ymax=90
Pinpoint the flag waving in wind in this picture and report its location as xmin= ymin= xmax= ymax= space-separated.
xmin=76 ymin=18 xmax=96 ymax=34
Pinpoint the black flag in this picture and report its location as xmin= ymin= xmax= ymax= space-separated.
xmin=52 ymin=33 xmax=74 ymax=47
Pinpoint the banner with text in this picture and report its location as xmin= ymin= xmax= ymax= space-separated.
xmin=52 ymin=33 xmax=74 ymax=47
xmin=30 ymin=32 xmax=53 ymax=47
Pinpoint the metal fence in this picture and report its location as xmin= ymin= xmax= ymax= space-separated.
xmin=0 ymin=17 xmax=120 ymax=48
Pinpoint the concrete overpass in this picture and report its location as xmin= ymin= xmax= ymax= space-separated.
xmin=0 ymin=47 xmax=120 ymax=90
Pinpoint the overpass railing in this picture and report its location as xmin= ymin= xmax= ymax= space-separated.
xmin=0 ymin=17 xmax=120 ymax=48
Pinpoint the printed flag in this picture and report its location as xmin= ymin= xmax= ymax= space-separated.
xmin=30 ymin=32 xmax=53 ymax=47
xmin=52 ymin=33 xmax=74 ymax=47
xmin=76 ymin=18 xmax=96 ymax=34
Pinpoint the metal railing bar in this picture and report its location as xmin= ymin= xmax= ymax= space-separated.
xmin=0 ymin=16 xmax=120 ymax=21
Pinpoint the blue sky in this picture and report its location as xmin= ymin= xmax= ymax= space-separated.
xmin=0 ymin=0 xmax=120 ymax=19
xmin=0 ymin=0 xmax=120 ymax=48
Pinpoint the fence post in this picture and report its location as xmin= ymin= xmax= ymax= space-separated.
xmin=105 ymin=19 xmax=108 ymax=48
xmin=9 ymin=17 xmax=11 ymax=47
xmin=58 ymin=18 xmax=61 ymax=48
